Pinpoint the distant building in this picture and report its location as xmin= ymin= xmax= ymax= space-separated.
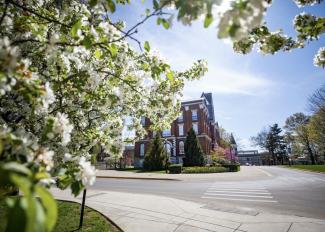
xmin=134 ymin=93 xmax=221 ymax=167
xmin=237 ymin=150 xmax=261 ymax=165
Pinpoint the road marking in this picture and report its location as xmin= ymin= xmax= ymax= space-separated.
xmin=204 ymin=193 xmax=274 ymax=198
xmin=256 ymin=168 xmax=273 ymax=177
xmin=201 ymin=196 xmax=278 ymax=203
xmin=206 ymin=190 xmax=271 ymax=195
xmin=208 ymin=188 xmax=268 ymax=192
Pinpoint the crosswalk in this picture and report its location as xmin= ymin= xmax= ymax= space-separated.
xmin=201 ymin=183 xmax=278 ymax=203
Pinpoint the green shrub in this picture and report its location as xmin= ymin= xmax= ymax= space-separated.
xmin=143 ymin=134 xmax=167 ymax=170
xmin=182 ymin=166 xmax=228 ymax=173
xmin=223 ymin=164 xmax=240 ymax=172
xmin=168 ymin=164 xmax=182 ymax=174
xmin=212 ymin=157 xmax=230 ymax=166
xmin=184 ymin=128 xmax=204 ymax=167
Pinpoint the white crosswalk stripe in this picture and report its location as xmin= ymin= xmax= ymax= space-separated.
xmin=201 ymin=183 xmax=278 ymax=203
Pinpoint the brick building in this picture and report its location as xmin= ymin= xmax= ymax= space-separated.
xmin=134 ymin=93 xmax=221 ymax=167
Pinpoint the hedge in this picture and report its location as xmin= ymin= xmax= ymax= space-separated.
xmin=182 ymin=166 xmax=228 ymax=174
xmin=223 ymin=164 xmax=240 ymax=172
xmin=168 ymin=164 xmax=182 ymax=174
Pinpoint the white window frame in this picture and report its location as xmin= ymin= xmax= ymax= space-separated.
xmin=192 ymin=122 xmax=198 ymax=134
xmin=178 ymin=124 xmax=184 ymax=136
xmin=140 ymin=144 xmax=145 ymax=156
xmin=162 ymin=128 xmax=171 ymax=137
xmin=178 ymin=113 xmax=184 ymax=122
xmin=179 ymin=141 xmax=185 ymax=154
xmin=191 ymin=109 xmax=198 ymax=120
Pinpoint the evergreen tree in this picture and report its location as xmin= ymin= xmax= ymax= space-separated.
xmin=143 ymin=133 xmax=167 ymax=170
xmin=266 ymin=124 xmax=287 ymax=165
xmin=184 ymin=128 xmax=204 ymax=167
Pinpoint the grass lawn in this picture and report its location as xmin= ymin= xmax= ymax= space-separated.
xmin=0 ymin=199 xmax=120 ymax=232
xmin=287 ymin=165 xmax=325 ymax=173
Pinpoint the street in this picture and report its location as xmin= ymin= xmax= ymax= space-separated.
xmin=91 ymin=166 xmax=325 ymax=220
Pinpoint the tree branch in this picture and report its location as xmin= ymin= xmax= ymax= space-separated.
xmin=7 ymin=0 xmax=70 ymax=28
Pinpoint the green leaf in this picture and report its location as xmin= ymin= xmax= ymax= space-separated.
xmin=89 ymin=0 xmax=98 ymax=7
xmin=162 ymin=19 xmax=170 ymax=29
xmin=94 ymin=49 xmax=102 ymax=59
xmin=71 ymin=181 xmax=83 ymax=196
xmin=204 ymin=14 xmax=213 ymax=28
xmin=157 ymin=17 xmax=163 ymax=25
xmin=153 ymin=0 xmax=159 ymax=10
xmin=106 ymin=0 xmax=116 ymax=13
xmin=166 ymin=72 xmax=174 ymax=81
xmin=5 ymin=198 xmax=28 ymax=232
xmin=109 ymin=44 xmax=118 ymax=57
xmin=36 ymin=186 xmax=58 ymax=232
xmin=82 ymin=35 xmax=93 ymax=49
xmin=71 ymin=20 xmax=82 ymax=38
xmin=35 ymin=172 xmax=50 ymax=180
xmin=144 ymin=41 xmax=150 ymax=52
xmin=2 ymin=162 xmax=31 ymax=176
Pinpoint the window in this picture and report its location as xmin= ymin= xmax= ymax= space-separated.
xmin=178 ymin=113 xmax=184 ymax=122
xmin=179 ymin=141 xmax=184 ymax=154
xmin=162 ymin=128 xmax=171 ymax=137
xmin=152 ymin=131 xmax=156 ymax=137
xmin=191 ymin=109 xmax=198 ymax=120
xmin=178 ymin=124 xmax=184 ymax=136
xmin=140 ymin=144 xmax=145 ymax=156
xmin=140 ymin=117 xmax=146 ymax=126
xmin=192 ymin=122 xmax=198 ymax=134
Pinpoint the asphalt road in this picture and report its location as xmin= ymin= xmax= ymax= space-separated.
xmin=90 ymin=166 xmax=325 ymax=220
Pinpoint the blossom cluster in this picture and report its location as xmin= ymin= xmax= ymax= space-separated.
xmin=0 ymin=1 xmax=207 ymax=217
xmin=314 ymin=47 xmax=325 ymax=68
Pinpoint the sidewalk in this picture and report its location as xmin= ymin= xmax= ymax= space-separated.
xmin=51 ymin=188 xmax=325 ymax=232
xmin=96 ymin=167 xmax=273 ymax=181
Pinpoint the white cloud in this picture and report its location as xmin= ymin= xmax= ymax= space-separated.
xmin=184 ymin=67 xmax=274 ymax=97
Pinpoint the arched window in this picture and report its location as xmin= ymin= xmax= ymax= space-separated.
xmin=179 ymin=141 xmax=184 ymax=154
xmin=140 ymin=144 xmax=145 ymax=156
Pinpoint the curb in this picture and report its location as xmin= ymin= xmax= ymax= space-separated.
xmin=96 ymin=175 xmax=181 ymax=181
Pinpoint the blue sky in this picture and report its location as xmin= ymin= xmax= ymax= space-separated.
xmin=115 ymin=1 xmax=325 ymax=150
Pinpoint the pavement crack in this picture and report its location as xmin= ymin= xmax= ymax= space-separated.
xmin=286 ymin=222 xmax=293 ymax=232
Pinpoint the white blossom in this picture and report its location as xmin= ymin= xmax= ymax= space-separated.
xmin=36 ymin=149 xmax=54 ymax=171
xmin=53 ymin=113 xmax=74 ymax=145
xmin=76 ymin=157 xmax=96 ymax=186
xmin=313 ymin=47 xmax=325 ymax=68
xmin=41 ymin=82 xmax=56 ymax=111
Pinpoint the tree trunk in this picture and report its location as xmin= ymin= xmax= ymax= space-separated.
xmin=306 ymin=143 xmax=316 ymax=164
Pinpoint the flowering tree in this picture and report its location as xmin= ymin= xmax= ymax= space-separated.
xmin=0 ymin=0 xmax=323 ymax=231
xmin=153 ymin=0 xmax=324 ymax=68
xmin=0 ymin=1 xmax=207 ymax=231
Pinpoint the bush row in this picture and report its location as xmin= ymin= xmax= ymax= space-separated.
xmin=167 ymin=164 xmax=240 ymax=174
xmin=182 ymin=166 xmax=228 ymax=173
